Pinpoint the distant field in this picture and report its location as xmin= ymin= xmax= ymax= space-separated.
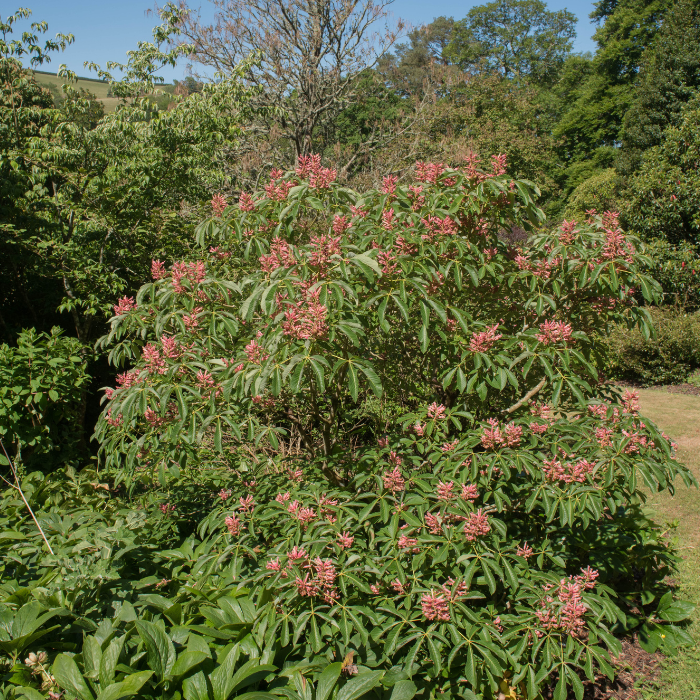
xmin=31 ymin=70 xmax=174 ymax=114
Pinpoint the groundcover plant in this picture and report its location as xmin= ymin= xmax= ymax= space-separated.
xmin=3 ymin=156 xmax=694 ymax=700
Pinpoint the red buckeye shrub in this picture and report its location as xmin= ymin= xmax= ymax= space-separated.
xmin=96 ymin=155 xmax=694 ymax=700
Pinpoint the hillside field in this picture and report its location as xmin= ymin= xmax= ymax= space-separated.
xmin=31 ymin=69 xmax=174 ymax=112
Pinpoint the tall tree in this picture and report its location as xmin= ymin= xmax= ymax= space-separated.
xmin=379 ymin=17 xmax=456 ymax=96
xmin=553 ymin=0 xmax=674 ymax=180
xmin=619 ymin=0 xmax=700 ymax=172
xmin=446 ymin=0 xmax=577 ymax=83
xmin=170 ymin=0 xmax=403 ymax=161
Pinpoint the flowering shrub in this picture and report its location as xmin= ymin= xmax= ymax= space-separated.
xmin=95 ymin=156 xmax=694 ymax=698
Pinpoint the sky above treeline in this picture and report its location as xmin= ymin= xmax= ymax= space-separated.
xmin=16 ymin=0 xmax=600 ymax=82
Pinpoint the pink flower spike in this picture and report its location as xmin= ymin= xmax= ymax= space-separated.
xmin=421 ymin=591 xmax=450 ymax=621
xmin=337 ymin=531 xmax=354 ymax=549
xmin=114 ymin=296 xmax=136 ymax=316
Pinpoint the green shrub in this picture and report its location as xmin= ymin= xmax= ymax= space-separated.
xmin=602 ymin=308 xmax=700 ymax=385
xmin=0 ymin=328 xmax=89 ymax=470
xmin=640 ymin=238 xmax=700 ymax=310
xmin=563 ymin=168 xmax=626 ymax=222
xmin=83 ymin=157 xmax=696 ymax=699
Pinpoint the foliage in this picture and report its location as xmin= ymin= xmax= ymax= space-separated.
xmin=639 ymin=238 xmax=700 ymax=310
xmin=0 ymin=8 xmax=256 ymax=347
xmin=623 ymin=96 xmax=700 ymax=245
xmin=446 ymin=0 xmax=577 ymax=83
xmin=356 ymin=74 xmax=563 ymax=203
xmin=602 ymin=308 xmax=700 ymax=386
xmin=551 ymin=0 xmax=674 ymax=192
xmin=171 ymin=0 xmax=403 ymax=162
xmin=618 ymin=0 xmax=700 ymax=173
xmin=0 ymin=472 xmax=375 ymax=700
xmin=378 ymin=18 xmax=457 ymax=97
xmin=0 ymin=328 xmax=89 ymax=470
xmin=563 ymin=169 xmax=625 ymax=223
xmin=76 ymin=157 xmax=700 ymax=698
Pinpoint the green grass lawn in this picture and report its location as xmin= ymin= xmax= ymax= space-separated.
xmin=637 ymin=389 xmax=700 ymax=699
xmin=31 ymin=70 xmax=174 ymax=113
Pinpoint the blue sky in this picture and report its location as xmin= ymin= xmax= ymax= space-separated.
xmin=14 ymin=0 xmax=600 ymax=82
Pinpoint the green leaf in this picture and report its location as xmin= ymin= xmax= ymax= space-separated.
xmin=336 ymin=671 xmax=384 ymax=700
xmin=358 ymin=364 xmax=382 ymax=398
xmin=172 ymin=651 xmax=209 ymax=678
xmin=135 ymin=620 xmax=176 ymax=681
xmin=53 ymin=654 xmax=95 ymax=700
xmin=316 ymin=663 xmax=342 ymax=700
xmin=183 ymin=670 xmax=211 ymax=700
xmin=347 ymin=363 xmax=359 ymax=402
xmin=96 ymin=672 xmax=153 ymax=700
xmin=389 ymin=680 xmax=417 ymax=700
xmin=658 ymin=601 xmax=695 ymax=622
xmin=419 ymin=325 xmax=428 ymax=352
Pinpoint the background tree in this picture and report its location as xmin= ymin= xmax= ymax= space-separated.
xmin=619 ymin=0 xmax=700 ymax=173
xmin=171 ymin=0 xmax=403 ymax=163
xmin=623 ymin=96 xmax=700 ymax=245
xmin=378 ymin=16 xmax=457 ymax=97
xmin=446 ymin=0 xmax=576 ymax=83
xmin=553 ymin=0 xmax=674 ymax=188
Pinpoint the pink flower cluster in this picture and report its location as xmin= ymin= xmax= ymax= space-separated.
xmin=481 ymin=418 xmax=523 ymax=450
xmin=515 ymin=256 xmax=561 ymax=279
xmin=488 ymin=153 xmax=507 ymax=177
xmin=381 ymin=209 xmax=395 ymax=230
xmin=621 ymin=429 xmax=649 ymax=454
xmin=142 ymin=343 xmax=167 ymax=375
xmin=463 ymin=509 xmax=490 ymax=541
xmin=116 ymin=370 xmax=140 ymax=388
xmin=114 ymin=296 xmax=136 ymax=316
xmin=293 ymin=557 xmax=339 ymax=603
xmin=558 ymin=219 xmax=578 ymax=245
xmin=172 ymin=261 xmax=206 ymax=294
xmin=415 ymin=161 xmax=445 ymax=184
xmin=211 ymin=194 xmax=227 ymax=216
xmin=517 ymin=542 xmax=534 ymax=558
xmin=469 ymin=324 xmax=502 ymax=353
xmin=260 ymin=238 xmax=295 ymax=272
xmin=332 ymin=214 xmax=350 ymax=235
xmin=595 ymin=426 xmax=614 ymax=448
xmin=421 ymin=215 xmax=457 ymax=239
xmin=183 ymin=307 xmax=203 ymax=331
xmin=441 ymin=439 xmax=459 ymax=452
xmin=382 ymin=175 xmax=398 ymax=194
xmin=287 ymin=500 xmax=318 ymax=527
xmin=542 ymin=458 xmax=595 ymax=483
xmin=600 ymin=211 xmax=634 ymax=262
xmin=144 ymin=407 xmax=166 ymax=427
xmin=151 ymin=260 xmax=167 ymax=280
xmin=535 ymin=320 xmax=573 ymax=346
xmin=264 ymin=177 xmax=293 ymax=201
xmin=408 ymin=185 xmax=425 ymax=210
xmin=244 ymin=339 xmax=269 ymax=364
xmin=282 ymin=291 xmax=328 ymax=340
xmin=308 ymin=234 xmax=342 ymax=269
xmin=106 ymin=409 xmax=123 ymax=427
xmin=622 ymin=389 xmax=639 ymax=414
xmin=421 ymin=591 xmax=450 ymax=621
xmin=296 ymin=154 xmax=336 ymax=189
xmin=239 ymin=192 xmax=255 ymax=211
xmin=337 ymin=531 xmax=354 ymax=549
xmin=535 ymin=567 xmax=598 ymax=636
xmin=427 ymin=402 xmax=446 ymax=420
xmin=225 ymin=514 xmax=243 ymax=535
xmin=161 ymin=335 xmax=182 ymax=359
xmin=383 ymin=467 xmax=405 ymax=493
